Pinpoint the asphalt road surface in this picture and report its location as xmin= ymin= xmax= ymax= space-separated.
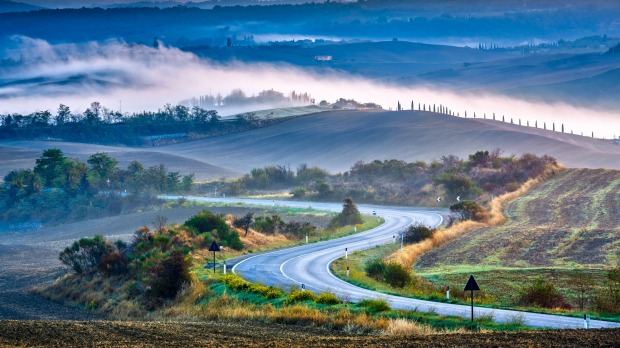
xmin=170 ymin=196 xmax=620 ymax=329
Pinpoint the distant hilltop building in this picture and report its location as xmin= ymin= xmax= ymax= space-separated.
xmin=314 ymin=55 xmax=333 ymax=61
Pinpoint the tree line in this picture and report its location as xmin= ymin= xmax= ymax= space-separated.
xmin=0 ymin=102 xmax=282 ymax=145
xmin=222 ymin=150 xmax=557 ymax=207
xmin=0 ymin=149 xmax=193 ymax=224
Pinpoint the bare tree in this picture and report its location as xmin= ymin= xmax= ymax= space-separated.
xmin=153 ymin=215 xmax=168 ymax=233
xmin=233 ymin=213 xmax=254 ymax=237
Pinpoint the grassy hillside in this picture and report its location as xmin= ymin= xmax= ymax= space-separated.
xmin=413 ymin=168 xmax=620 ymax=311
xmin=417 ymin=168 xmax=620 ymax=271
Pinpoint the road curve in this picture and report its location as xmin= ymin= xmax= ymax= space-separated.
xmin=170 ymin=196 xmax=620 ymax=329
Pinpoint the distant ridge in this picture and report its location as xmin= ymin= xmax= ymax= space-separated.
xmin=0 ymin=0 xmax=42 ymax=13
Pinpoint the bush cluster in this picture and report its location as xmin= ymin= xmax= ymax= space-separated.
xmin=58 ymin=210 xmax=239 ymax=308
xmin=359 ymin=299 xmax=391 ymax=312
xmin=219 ymin=274 xmax=283 ymax=299
xmin=364 ymin=259 xmax=412 ymax=288
xmin=286 ymin=289 xmax=318 ymax=304
xmin=449 ymin=200 xmax=488 ymax=222
xmin=315 ymin=292 xmax=342 ymax=305
xmin=401 ymin=225 xmax=435 ymax=244
xmin=184 ymin=210 xmax=243 ymax=250
xmin=517 ymin=278 xmax=571 ymax=309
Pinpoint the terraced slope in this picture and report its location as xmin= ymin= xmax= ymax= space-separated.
xmin=417 ymin=168 xmax=620 ymax=272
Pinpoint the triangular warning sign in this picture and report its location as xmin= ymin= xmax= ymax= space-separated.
xmin=464 ymin=275 xmax=480 ymax=291
xmin=208 ymin=241 xmax=220 ymax=252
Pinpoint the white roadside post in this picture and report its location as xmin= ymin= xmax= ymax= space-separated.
xmin=354 ymin=225 xmax=357 ymax=232
xmin=446 ymin=286 xmax=450 ymax=299
xmin=305 ymin=232 xmax=308 ymax=244
xmin=345 ymin=247 xmax=348 ymax=259
xmin=346 ymin=266 xmax=350 ymax=278
xmin=393 ymin=235 xmax=396 ymax=244
xmin=223 ymin=263 xmax=227 ymax=275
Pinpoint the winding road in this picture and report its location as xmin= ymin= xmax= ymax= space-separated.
xmin=174 ymin=196 xmax=620 ymax=329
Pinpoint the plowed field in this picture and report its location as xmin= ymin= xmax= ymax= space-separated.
xmin=1 ymin=321 xmax=619 ymax=348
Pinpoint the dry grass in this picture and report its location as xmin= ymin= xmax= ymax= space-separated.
xmin=390 ymin=165 xmax=563 ymax=268
xmin=382 ymin=318 xmax=439 ymax=336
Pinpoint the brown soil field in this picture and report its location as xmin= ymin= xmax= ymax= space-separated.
xmin=1 ymin=321 xmax=619 ymax=347
xmin=3 ymin=110 xmax=620 ymax=181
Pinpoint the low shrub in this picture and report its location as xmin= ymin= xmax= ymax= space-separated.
xmin=364 ymin=259 xmax=386 ymax=281
xmin=402 ymin=225 xmax=435 ymax=244
xmin=359 ymin=298 xmax=391 ymax=312
xmin=219 ymin=274 xmax=283 ymax=299
xmin=383 ymin=262 xmax=412 ymax=288
xmin=315 ymin=292 xmax=342 ymax=305
xmin=144 ymin=250 xmax=192 ymax=304
xmin=219 ymin=274 xmax=250 ymax=291
xmin=286 ymin=289 xmax=317 ymax=304
xmin=517 ymin=278 xmax=571 ymax=309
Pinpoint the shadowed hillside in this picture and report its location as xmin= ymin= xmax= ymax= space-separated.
xmin=158 ymin=110 xmax=620 ymax=173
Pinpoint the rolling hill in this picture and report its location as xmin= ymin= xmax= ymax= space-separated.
xmin=2 ymin=110 xmax=620 ymax=181
xmin=417 ymin=168 xmax=620 ymax=272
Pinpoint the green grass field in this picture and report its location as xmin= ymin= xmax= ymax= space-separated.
xmin=332 ymin=169 xmax=620 ymax=320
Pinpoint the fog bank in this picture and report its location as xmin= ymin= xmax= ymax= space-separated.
xmin=1 ymin=37 xmax=617 ymax=138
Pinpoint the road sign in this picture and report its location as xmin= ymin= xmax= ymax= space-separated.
xmin=464 ymin=275 xmax=480 ymax=291
xmin=372 ymin=210 xmax=377 ymax=216
xmin=209 ymin=241 xmax=220 ymax=273
xmin=456 ymin=196 xmax=461 ymax=202
xmin=436 ymin=196 xmax=442 ymax=202
xmin=208 ymin=241 xmax=220 ymax=252
xmin=464 ymin=275 xmax=480 ymax=321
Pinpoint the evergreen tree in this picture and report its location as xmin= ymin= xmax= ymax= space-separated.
xmin=329 ymin=198 xmax=363 ymax=228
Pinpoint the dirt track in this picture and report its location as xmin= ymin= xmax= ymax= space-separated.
xmin=1 ymin=321 xmax=619 ymax=347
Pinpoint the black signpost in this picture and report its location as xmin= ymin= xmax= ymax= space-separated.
xmin=464 ymin=275 xmax=480 ymax=322
xmin=208 ymin=241 xmax=220 ymax=273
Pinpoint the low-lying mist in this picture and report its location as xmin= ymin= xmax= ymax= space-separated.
xmin=1 ymin=36 xmax=618 ymax=138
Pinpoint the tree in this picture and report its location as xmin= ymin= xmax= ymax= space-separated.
xmin=315 ymin=179 xmax=331 ymax=199
xmin=34 ymin=148 xmax=68 ymax=187
xmin=181 ymin=174 xmax=194 ymax=192
xmin=3 ymin=169 xmax=43 ymax=205
xmin=449 ymin=200 xmax=488 ymax=222
xmin=233 ymin=212 xmax=254 ymax=237
xmin=56 ymin=104 xmax=71 ymax=125
xmin=329 ymin=198 xmax=363 ymax=228
xmin=87 ymin=152 xmax=119 ymax=190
